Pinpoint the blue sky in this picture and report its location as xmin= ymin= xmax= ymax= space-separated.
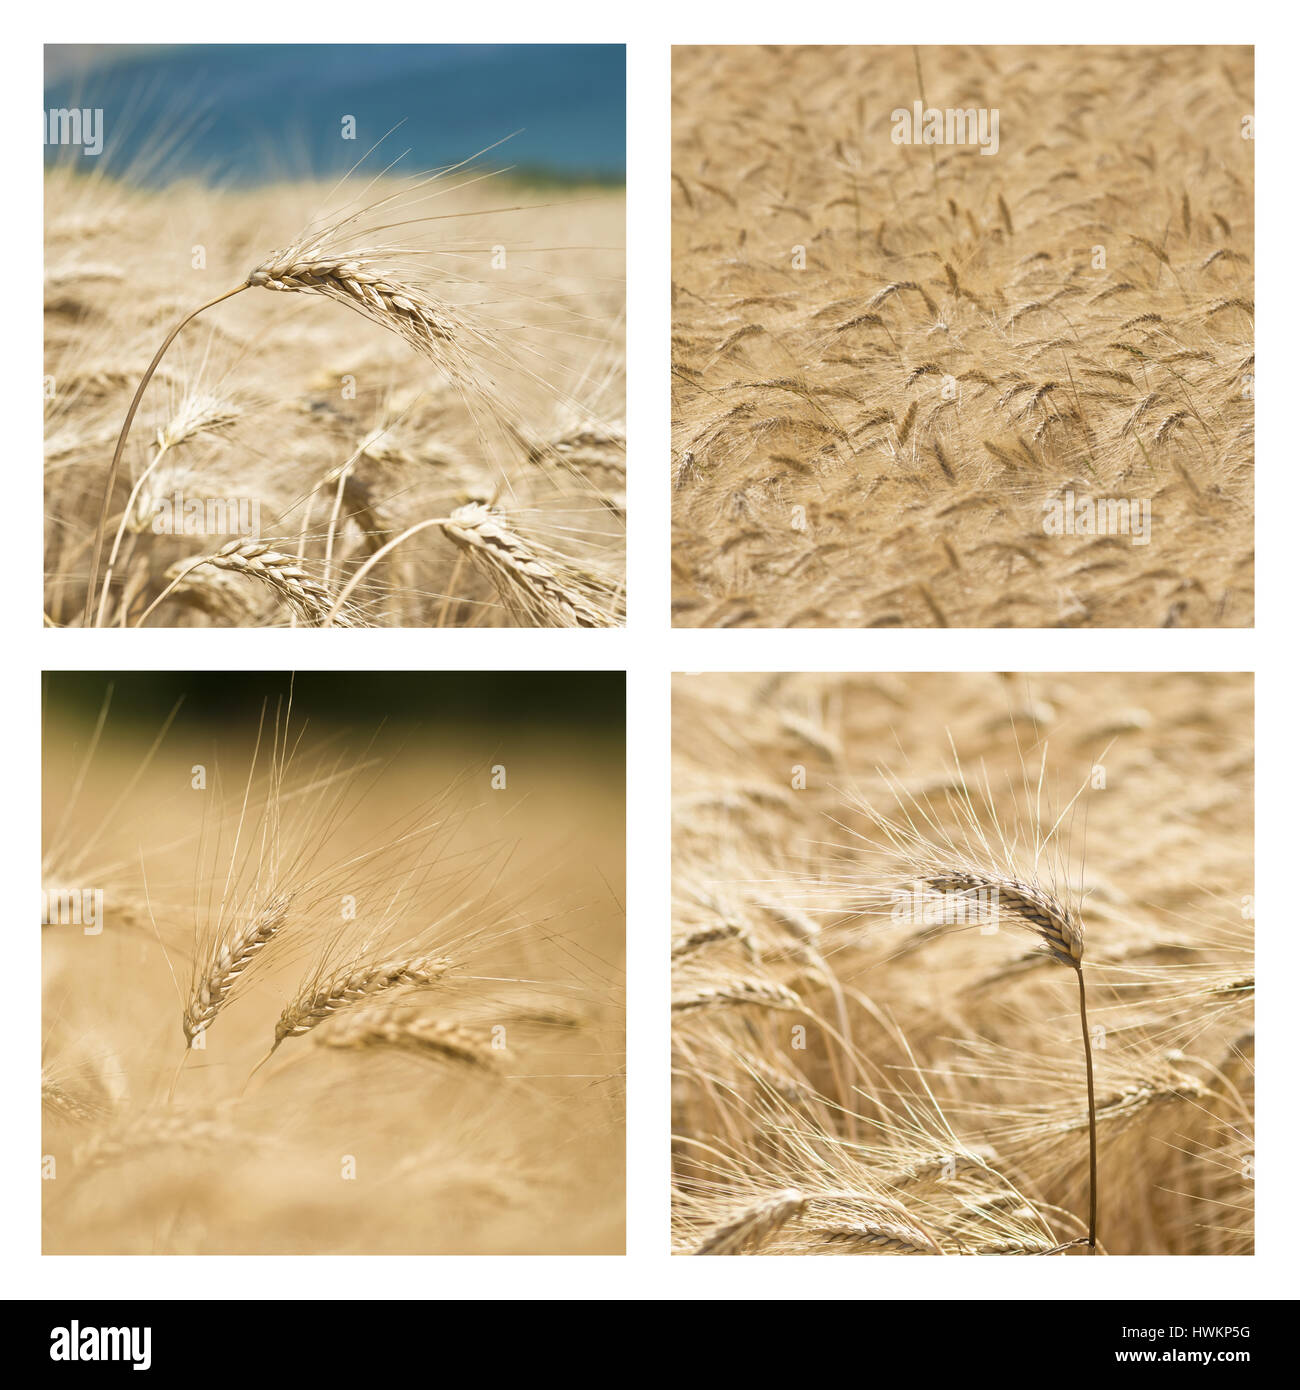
xmin=44 ymin=44 xmax=626 ymax=185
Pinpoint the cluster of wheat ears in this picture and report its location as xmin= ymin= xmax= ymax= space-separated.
xmin=672 ymin=673 xmax=1253 ymax=1255
xmin=45 ymin=142 xmax=626 ymax=627
xmin=671 ymin=46 xmax=1253 ymax=627
xmin=42 ymin=690 xmax=625 ymax=1254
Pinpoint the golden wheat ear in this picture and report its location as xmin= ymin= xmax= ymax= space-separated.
xmin=247 ymin=255 xmax=460 ymax=361
xmin=183 ymin=894 xmax=292 ymax=1050
xmin=272 ymin=954 xmax=454 ymax=1048
xmin=441 ymin=503 xmax=624 ymax=628
xmin=159 ymin=543 xmax=351 ymax=629
xmin=692 ymin=1190 xmax=807 ymax=1255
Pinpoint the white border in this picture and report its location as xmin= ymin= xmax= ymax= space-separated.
xmin=14 ymin=7 xmax=1294 ymax=1302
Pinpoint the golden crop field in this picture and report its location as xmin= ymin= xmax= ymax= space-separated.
xmin=671 ymin=47 xmax=1253 ymax=628
xmin=45 ymin=164 xmax=625 ymax=627
xmin=672 ymin=672 xmax=1253 ymax=1254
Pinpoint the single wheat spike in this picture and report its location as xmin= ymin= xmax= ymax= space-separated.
xmin=248 ymin=255 xmax=460 ymax=361
xmin=1154 ymin=411 xmax=1193 ymax=446
xmin=42 ymin=1073 xmax=103 ymax=1126
xmin=180 ymin=541 xmax=350 ymax=627
xmin=802 ymin=1191 xmax=944 ymax=1253
xmin=693 ymin=1189 xmax=807 ymax=1255
xmin=274 ymin=954 xmax=453 ymax=1046
xmin=1052 ymin=1076 xmax=1207 ymax=1135
xmin=865 ymin=280 xmax=938 ymax=316
xmin=319 ymin=1010 xmax=503 ymax=1071
xmin=441 ymin=502 xmax=618 ymax=627
xmin=670 ymin=922 xmax=745 ymax=960
xmin=811 ymin=1222 xmax=942 ymax=1254
xmin=926 ymin=871 xmax=1084 ymax=966
xmin=671 ymin=979 xmax=803 ymax=1013
xmin=77 ymin=1109 xmax=242 ymax=1175
xmin=184 ymin=894 xmax=291 ymax=1046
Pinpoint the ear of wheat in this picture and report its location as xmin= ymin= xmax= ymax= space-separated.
xmin=799 ymin=1192 xmax=943 ymax=1254
xmin=670 ymin=922 xmax=746 ymax=960
xmin=441 ymin=502 xmax=623 ymax=628
xmin=184 ymin=894 xmax=291 ymax=1047
xmin=693 ymin=1189 xmax=807 ymax=1254
xmin=247 ymin=254 xmax=460 ymax=361
xmin=672 ymin=978 xmax=803 ymax=1013
xmin=318 ymin=1008 xmax=504 ymax=1072
xmin=925 ymin=871 xmax=1084 ymax=966
xmin=273 ymin=954 xmax=454 ymax=1048
xmin=811 ymin=1222 xmax=940 ymax=1254
xmin=76 ymin=1108 xmax=243 ymax=1176
xmin=165 ymin=541 xmax=352 ymax=628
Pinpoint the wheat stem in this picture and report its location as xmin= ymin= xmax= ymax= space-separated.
xmin=324 ymin=516 xmax=450 ymax=623
xmin=1077 ymin=964 xmax=1098 ymax=1252
xmin=85 ymin=282 xmax=249 ymax=626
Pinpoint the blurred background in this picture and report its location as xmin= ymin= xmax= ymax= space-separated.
xmin=44 ymin=44 xmax=626 ymax=185
xmin=44 ymin=669 xmax=624 ymax=736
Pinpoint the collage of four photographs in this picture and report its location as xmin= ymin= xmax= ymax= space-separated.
xmin=41 ymin=41 xmax=1254 ymax=1280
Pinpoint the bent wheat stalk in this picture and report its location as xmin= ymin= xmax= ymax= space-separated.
xmin=85 ymin=283 xmax=249 ymax=625
xmin=928 ymin=870 xmax=1097 ymax=1251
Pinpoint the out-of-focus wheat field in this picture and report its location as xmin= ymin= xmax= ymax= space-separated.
xmin=672 ymin=672 xmax=1253 ymax=1254
xmin=671 ymin=47 xmax=1253 ymax=628
xmin=43 ymin=673 xmax=625 ymax=1254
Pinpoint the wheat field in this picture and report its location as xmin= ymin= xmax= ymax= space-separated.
xmin=672 ymin=672 xmax=1253 ymax=1254
xmin=42 ymin=674 xmax=625 ymax=1254
xmin=671 ymin=46 xmax=1253 ymax=627
xmin=45 ymin=156 xmax=625 ymax=627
